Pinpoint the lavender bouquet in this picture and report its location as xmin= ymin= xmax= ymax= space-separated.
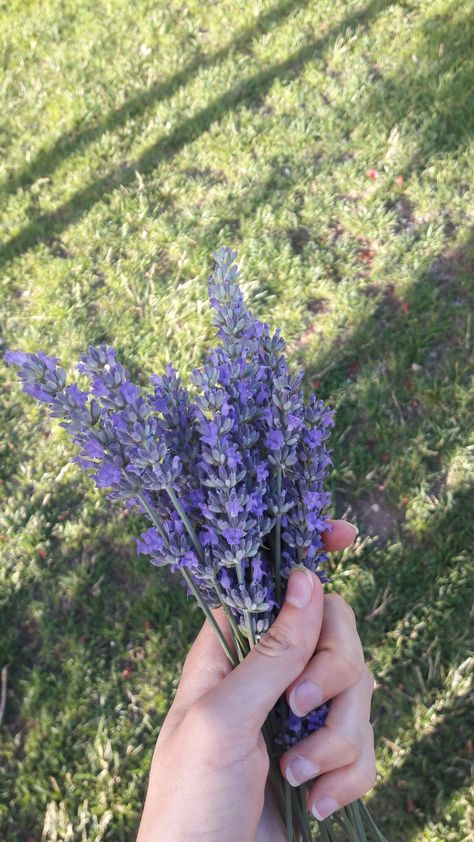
xmin=5 ymin=248 xmax=385 ymax=842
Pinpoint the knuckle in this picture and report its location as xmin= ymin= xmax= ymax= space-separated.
xmin=360 ymin=761 xmax=377 ymax=792
xmin=359 ymin=726 xmax=377 ymax=792
xmin=257 ymin=741 xmax=270 ymax=778
xmin=363 ymin=665 xmax=375 ymax=693
xmin=340 ymin=734 xmax=360 ymax=766
xmin=326 ymin=726 xmax=359 ymax=765
xmin=256 ymin=625 xmax=297 ymax=660
xmin=338 ymin=652 xmax=365 ymax=685
xmin=366 ymin=723 xmax=376 ymax=754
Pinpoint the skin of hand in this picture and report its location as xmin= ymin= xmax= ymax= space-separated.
xmin=137 ymin=521 xmax=376 ymax=842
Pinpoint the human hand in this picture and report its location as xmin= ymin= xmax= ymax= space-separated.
xmin=137 ymin=521 xmax=375 ymax=842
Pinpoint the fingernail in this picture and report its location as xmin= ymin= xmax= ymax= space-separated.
xmin=289 ymin=680 xmax=324 ymax=717
xmin=347 ymin=522 xmax=359 ymax=541
xmin=286 ymin=755 xmax=320 ymax=787
xmin=286 ymin=567 xmax=313 ymax=608
xmin=312 ymin=795 xmax=339 ymax=821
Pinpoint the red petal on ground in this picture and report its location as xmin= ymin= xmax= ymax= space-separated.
xmin=359 ymin=246 xmax=375 ymax=262
xmin=395 ymin=175 xmax=405 ymax=185
xmin=367 ymin=169 xmax=379 ymax=180
xmin=39 ymin=548 xmax=47 ymax=559
xmin=121 ymin=669 xmax=131 ymax=678
xmin=402 ymin=302 xmax=410 ymax=313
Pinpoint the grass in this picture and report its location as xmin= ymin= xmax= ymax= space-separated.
xmin=0 ymin=0 xmax=473 ymax=839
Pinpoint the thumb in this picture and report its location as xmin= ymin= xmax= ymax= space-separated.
xmin=208 ymin=568 xmax=324 ymax=732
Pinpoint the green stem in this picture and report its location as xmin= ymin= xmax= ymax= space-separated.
xmin=317 ymin=821 xmax=333 ymax=842
xmin=167 ymin=490 xmax=249 ymax=661
xmin=138 ymin=493 xmax=237 ymax=668
xmin=212 ymin=573 xmax=247 ymax=661
xmin=357 ymin=801 xmax=388 ymax=842
xmin=137 ymin=493 xmax=168 ymax=542
xmin=289 ymin=786 xmax=308 ymax=842
xmin=347 ymin=802 xmax=367 ymax=841
xmin=181 ymin=568 xmax=238 ymax=666
xmin=336 ymin=808 xmax=358 ymax=838
xmin=167 ymin=486 xmax=204 ymax=561
xmin=294 ymin=788 xmax=312 ymax=842
xmin=286 ymin=780 xmax=294 ymax=842
xmin=235 ymin=555 xmax=255 ymax=647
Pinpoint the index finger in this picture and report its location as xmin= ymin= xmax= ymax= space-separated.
xmin=322 ymin=519 xmax=358 ymax=552
xmin=286 ymin=593 xmax=365 ymax=716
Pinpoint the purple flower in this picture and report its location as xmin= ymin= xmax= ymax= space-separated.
xmin=83 ymin=437 xmax=106 ymax=459
xmin=136 ymin=527 xmax=165 ymax=555
xmin=225 ymin=490 xmax=243 ymax=518
xmin=266 ymin=429 xmax=284 ymax=451
xmin=200 ymin=421 xmax=219 ymax=446
xmin=5 ymin=350 xmax=66 ymax=403
xmin=280 ymin=704 xmax=330 ymax=748
xmin=223 ymin=527 xmax=246 ymax=546
xmin=4 ymin=350 xmax=29 ymax=367
xmin=24 ymin=383 xmax=56 ymax=403
xmin=95 ymin=462 xmax=123 ymax=488
xmin=200 ymin=527 xmax=219 ymax=547
xmin=120 ymin=382 xmax=142 ymax=404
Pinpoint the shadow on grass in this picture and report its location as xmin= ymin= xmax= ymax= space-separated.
xmin=370 ymin=685 xmax=473 ymax=835
xmin=0 ymin=0 xmax=395 ymax=270
xmin=0 ymin=0 xmax=313 ymax=198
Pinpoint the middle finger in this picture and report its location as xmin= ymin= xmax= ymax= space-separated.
xmin=281 ymin=665 xmax=374 ymax=787
xmin=286 ymin=593 xmax=365 ymax=717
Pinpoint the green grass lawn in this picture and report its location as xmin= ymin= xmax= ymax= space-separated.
xmin=1 ymin=0 xmax=473 ymax=839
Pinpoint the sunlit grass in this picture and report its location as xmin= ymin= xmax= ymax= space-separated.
xmin=1 ymin=0 xmax=473 ymax=839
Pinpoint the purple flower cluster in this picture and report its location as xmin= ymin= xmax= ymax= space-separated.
xmin=4 ymin=246 xmax=334 ymax=738
xmin=278 ymin=705 xmax=330 ymax=748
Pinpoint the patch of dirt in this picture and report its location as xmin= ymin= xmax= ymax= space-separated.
xmin=394 ymin=194 xmax=417 ymax=235
xmin=288 ymin=226 xmax=310 ymax=254
xmin=330 ymin=220 xmax=345 ymax=241
xmin=292 ymin=297 xmax=329 ymax=350
xmin=217 ymin=217 xmax=241 ymax=235
xmin=337 ymin=493 xmax=405 ymax=543
xmin=47 ymin=238 xmax=73 ymax=259
xmin=308 ymin=297 xmax=329 ymax=314
xmin=429 ymin=244 xmax=474 ymax=288
xmin=250 ymin=95 xmax=274 ymax=116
